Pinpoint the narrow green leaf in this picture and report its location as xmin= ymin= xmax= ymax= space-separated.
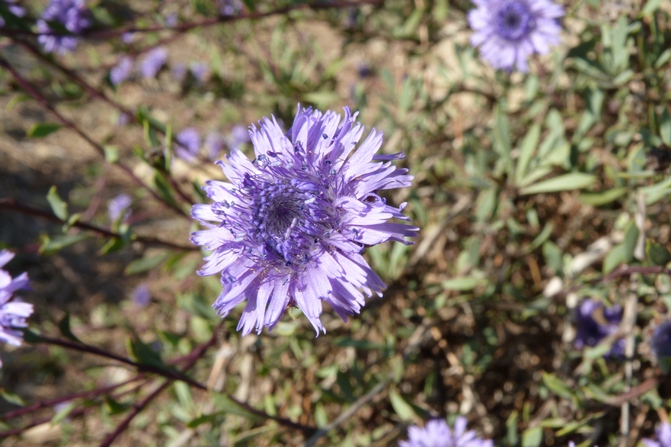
xmin=661 ymin=107 xmax=671 ymax=147
xmin=0 ymin=389 xmax=26 ymax=406
xmin=515 ymin=124 xmax=541 ymax=185
xmin=58 ymin=313 xmax=82 ymax=343
xmin=519 ymin=173 xmax=596 ymax=195
xmin=389 ymin=388 xmax=416 ymax=421
xmin=47 ymin=186 xmax=68 ymax=220
xmin=603 ymin=244 xmax=628 ymax=273
xmin=103 ymin=146 xmax=119 ymax=164
xmin=51 ymin=401 xmax=77 ymax=425
xmin=622 ymin=221 xmax=639 ymax=263
xmin=579 ymin=187 xmax=627 ymax=206
xmin=27 ymin=123 xmax=62 ymax=138
xmin=212 ymin=393 xmax=264 ymax=420
xmin=641 ymin=0 xmax=662 ymax=16
xmin=40 ymin=234 xmax=90 ymax=255
xmin=187 ymin=413 xmax=220 ymax=428
xmin=124 ymin=253 xmax=168 ymax=275
xmin=441 ymin=277 xmax=486 ymax=291
xmin=126 ymin=337 xmax=164 ymax=369
xmin=541 ymin=372 xmax=575 ymax=401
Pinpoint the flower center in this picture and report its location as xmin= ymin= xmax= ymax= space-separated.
xmin=252 ymin=179 xmax=333 ymax=265
xmin=495 ymin=1 xmax=534 ymax=41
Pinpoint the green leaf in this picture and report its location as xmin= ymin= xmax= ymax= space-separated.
xmin=661 ymin=107 xmax=671 ymax=147
xmin=641 ymin=0 xmax=662 ymax=16
xmin=647 ymin=241 xmax=671 ymax=266
xmin=441 ymin=276 xmax=486 ymax=291
xmin=212 ymin=393 xmax=265 ymax=420
xmin=187 ymin=413 xmax=221 ymax=429
xmin=126 ymin=337 xmax=165 ymax=369
xmin=58 ymin=313 xmax=81 ymax=343
xmin=0 ymin=389 xmax=25 ymax=406
xmin=541 ymin=372 xmax=576 ymax=401
xmin=622 ymin=221 xmax=639 ymax=262
xmin=124 ymin=253 xmax=168 ymax=275
xmin=603 ymin=244 xmax=628 ymax=273
xmin=515 ymin=124 xmax=541 ymax=185
xmin=104 ymin=396 xmax=131 ymax=415
xmin=579 ymin=188 xmax=627 ymax=206
xmin=519 ymin=173 xmax=596 ymax=195
xmin=46 ymin=186 xmax=68 ymax=220
xmin=104 ymin=145 xmax=119 ymax=164
xmin=389 ymin=388 xmax=416 ymax=421
xmin=27 ymin=123 xmax=62 ymax=138
xmin=40 ymin=234 xmax=90 ymax=255
xmin=51 ymin=401 xmax=77 ymax=425
xmin=521 ymin=426 xmax=543 ymax=447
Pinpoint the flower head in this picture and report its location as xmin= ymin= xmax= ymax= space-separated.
xmin=468 ymin=0 xmax=564 ymax=72
xmin=0 ymin=250 xmax=33 ymax=361
xmin=132 ymin=284 xmax=151 ymax=307
xmin=108 ymin=193 xmax=132 ymax=223
xmin=206 ymin=131 xmax=226 ymax=160
xmin=574 ymin=298 xmax=624 ymax=357
xmin=0 ymin=0 xmax=26 ymax=27
xmin=37 ymin=0 xmax=91 ymax=54
xmin=643 ymin=422 xmax=671 ymax=447
xmin=191 ymin=106 xmax=418 ymax=335
xmin=141 ymin=47 xmax=168 ymax=79
xmin=175 ymin=128 xmax=201 ymax=162
xmin=400 ymin=418 xmax=493 ymax=447
xmin=110 ymin=57 xmax=134 ymax=86
xmin=227 ymin=124 xmax=251 ymax=149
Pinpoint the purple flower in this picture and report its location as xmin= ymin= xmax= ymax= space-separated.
xmin=108 ymin=193 xmax=132 ymax=223
xmin=37 ymin=0 xmax=91 ymax=54
xmin=132 ymin=284 xmax=151 ymax=307
xmin=175 ymin=128 xmax=201 ymax=162
xmin=190 ymin=62 xmax=207 ymax=83
xmin=191 ymin=106 xmax=418 ymax=336
xmin=117 ymin=112 xmax=132 ymax=126
xmin=206 ymin=131 xmax=226 ymax=160
xmin=574 ymin=298 xmax=624 ymax=357
xmin=220 ymin=0 xmax=242 ymax=16
xmin=165 ymin=13 xmax=178 ymax=27
xmin=0 ymin=1 xmax=26 ymax=27
xmin=0 ymin=250 xmax=33 ymax=366
xmin=644 ymin=422 xmax=671 ymax=447
xmin=172 ymin=63 xmax=188 ymax=82
xmin=468 ymin=0 xmax=564 ymax=72
xmin=651 ymin=320 xmax=671 ymax=358
xmin=110 ymin=56 xmax=133 ymax=86
xmin=141 ymin=47 xmax=168 ymax=79
xmin=400 ymin=418 xmax=494 ymax=447
xmin=227 ymin=124 xmax=250 ymax=149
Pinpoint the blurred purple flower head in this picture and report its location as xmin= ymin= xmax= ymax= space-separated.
xmin=117 ymin=112 xmax=132 ymax=126
xmin=205 ymin=131 xmax=226 ymax=160
xmin=400 ymin=418 xmax=494 ymax=447
xmin=190 ymin=106 xmax=417 ymax=335
xmin=121 ymin=32 xmax=135 ymax=43
xmin=0 ymin=1 xmax=26 ymax=27
xmin=108 ymin=193 xmax=132 ymax=223
xmin=37 ymin=0 xmax=91 ymax=54
xmin=227 ymin=124 xmax=250 ymax=149
xmin=171 ymin=63 xmax=188 ymax=82
xmin=574 ymin=298 xmax=624 ymax=357
xmin=141 ymin=47 xmax=168 ymax=79
xmin=190 ymin=62 xmax=208 ymax=83
xmin=651 ymin=320 xmax=671 ymax=359
xmin=468 ymin=0 xmax=564 ymax=72
xmin=132 ymin=284 xmax=151 ymax=307
xmin=643 ymin=422 xmax=671 ymax=447
xmin=165 ymin=13 xmax=178 ymax=27
xmin=110 ymin=56 xmax=134 ymax=86
xmin=175 ymin=128 xmax=201 ymax=162
xmin=0 ymin=250 xmax=33 ymax=361
xmin=220 ymin=0 xmax=242 ymax=16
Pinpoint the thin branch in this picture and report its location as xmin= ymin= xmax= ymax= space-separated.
xmin=0 ymin=198 xmax=196 ymax=251
xmin=0 ymin=55 xmax=190 ymax=218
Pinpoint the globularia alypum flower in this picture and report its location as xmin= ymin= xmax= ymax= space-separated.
xmin=400 ymin=418 xmax=494 ymax=447
xmin=468 ymin=0 xmax=564 ymax=72
xmin=191 ymin=106 xmax=418 ymax=335
xmin=574 ymin=298 xmax=624 ymax=357
xmin=0 ymin=249 xmax=33 ymax=367
xmin=643 ymin=421 xmax=671 ymax=447
xmin=37 ymin=0 xmax=91 ymax=54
